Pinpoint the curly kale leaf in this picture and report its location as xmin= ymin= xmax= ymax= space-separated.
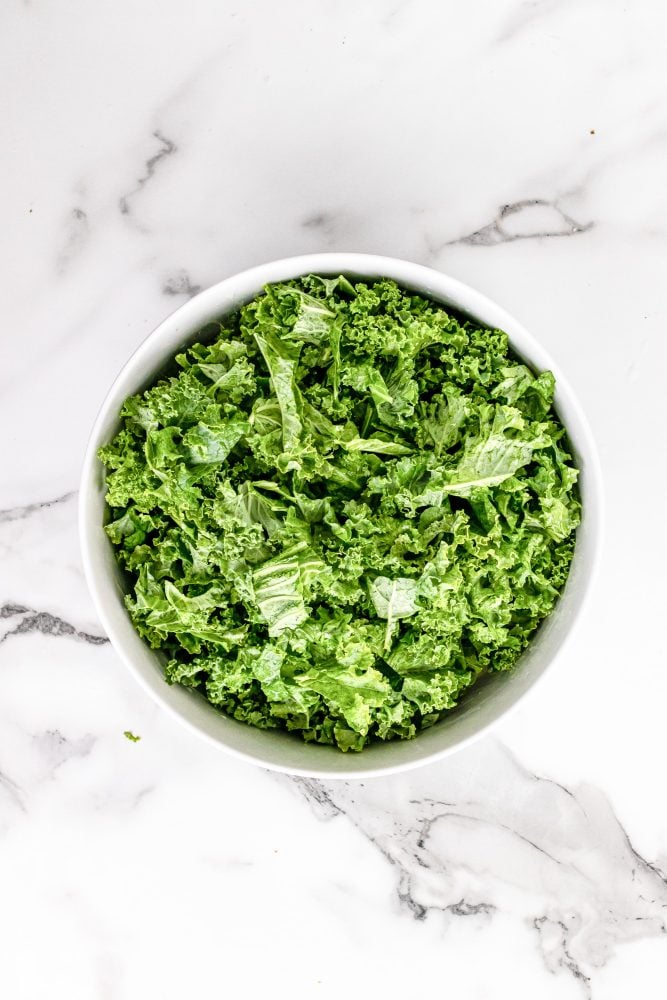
xmin=99 ymin=277 xmax=580 ymax=751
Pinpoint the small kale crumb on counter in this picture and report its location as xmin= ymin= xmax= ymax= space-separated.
xmin=99 ymin=276 xmax=580 ymax=751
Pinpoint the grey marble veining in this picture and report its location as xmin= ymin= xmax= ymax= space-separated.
xmin=0 ymin=604 xmax=108 ymax=647
xmin=290 ymin=740 xmax=667 ymax=988
xmin=0 ymin=490 xmax=77 ymax=525
xmin=447 ymin=199 xmax=593 ymax=247
xmin=118 ymin=130 xmax=179 ymax=219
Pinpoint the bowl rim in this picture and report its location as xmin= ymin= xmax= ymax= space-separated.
xmin=79 ymin=252 xmax=604 ymax=778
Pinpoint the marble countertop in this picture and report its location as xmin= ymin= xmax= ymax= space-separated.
xmin=2 ymin=2 xmax=666 ymax=997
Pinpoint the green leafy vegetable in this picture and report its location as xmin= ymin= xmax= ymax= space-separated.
xmin=368 ymin=576 xmax=420 ymax=651
xmin=100 ymin=276 xmax=580 ymax=751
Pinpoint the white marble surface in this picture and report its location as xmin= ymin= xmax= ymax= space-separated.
xmin=2 ymin=1 xmax=666 ymax=996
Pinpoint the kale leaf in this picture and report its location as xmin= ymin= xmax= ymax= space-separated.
xmin=99 ymin=277 xmax=580 ymax=751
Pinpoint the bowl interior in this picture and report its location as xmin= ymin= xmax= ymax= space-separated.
xmin=80 ymin=253 xmax=601 ymax=778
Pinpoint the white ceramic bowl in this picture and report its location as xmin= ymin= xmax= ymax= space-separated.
xmin=80 ymin=253 xmax=602 ymax=778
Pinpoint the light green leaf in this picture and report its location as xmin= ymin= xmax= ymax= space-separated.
xmin=253 ymin=330 xmax=302 ymax=453
xmin=417 ymin=405 xmax=549 ymax=499
xmin=368 ymin=575 xmax=420 ymax=650
xmin=342 ymin=437 xmax=413 ymax=456
xmin=252 ymin=542 xmax=324 ymax=637
xmin=182 ymin=419 xmax=248 ymax=465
